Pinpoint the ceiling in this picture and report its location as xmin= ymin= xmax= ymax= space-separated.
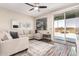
xmin=0 ymin=3 xmax=78 ymax=17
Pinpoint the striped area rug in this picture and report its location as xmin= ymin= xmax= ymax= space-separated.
xmin=15 ymin=40 xmax=76 ymax=56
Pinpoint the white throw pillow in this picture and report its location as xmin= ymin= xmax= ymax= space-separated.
xmin=1 ymin=32 xmax=12 ymax=41
xmin=18 ymin=29 xmax=24 ymax=35
xmin=0 ymin=32 xmax=5 ymax=41
xmin=1 ymin=34 xmax=8 ymax=41
xmin=5 ymin=32 xmax=12 ymax=39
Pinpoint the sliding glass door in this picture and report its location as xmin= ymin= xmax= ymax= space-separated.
xmin=65 ymin=9 xmax=79 ymax=55
xmin=54 ymin=8 xmax=79 ymax=44
xmin=54 ymin=13 xmax=66 ymax=42
xmin=65 ymin=10 xmax=78 ymax=43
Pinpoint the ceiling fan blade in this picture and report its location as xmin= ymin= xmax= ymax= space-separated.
xmin=25 ymin=3 xmax=34 ymax=7
xmin=29 ymin=8 xmax=34 ymax=11
xmin=38 ymin=6 xmax=47 ymax=8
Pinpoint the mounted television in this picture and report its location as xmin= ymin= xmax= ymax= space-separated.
xmin=13 ymin=25 xmax=19 ymax=28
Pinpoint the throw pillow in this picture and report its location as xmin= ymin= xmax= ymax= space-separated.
xmin=10 ymin=31 xmax=19 ymax=39
xmin=1 ymin=34 xmax=8 ymax=41
xmin=1 ymin=32 xmax=12 ymax=41
xmin=0 ymin=32 xmax=5 ymax=41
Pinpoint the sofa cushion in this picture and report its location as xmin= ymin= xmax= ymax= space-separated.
xmin=10 ymin=31 xmax=19 ymax=39
xmin=23 ymin=30 xmax=29 ymax=35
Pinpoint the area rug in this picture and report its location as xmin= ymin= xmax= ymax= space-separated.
xmin=14 ymin=40 xmax=76 ymax=56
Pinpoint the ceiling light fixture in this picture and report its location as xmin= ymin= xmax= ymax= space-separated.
xmin=34 ymin=7 xmax=38 ymax=11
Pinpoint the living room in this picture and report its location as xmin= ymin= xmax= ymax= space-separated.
xmin=0 ymin=3 xmax=79 ymax=56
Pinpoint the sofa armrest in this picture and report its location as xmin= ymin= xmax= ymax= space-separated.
xmin=0 ymin=36 xmax=29 ymax=56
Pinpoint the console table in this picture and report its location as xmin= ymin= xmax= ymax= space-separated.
xmin=43 ymin=34 xmax=51 ymax=40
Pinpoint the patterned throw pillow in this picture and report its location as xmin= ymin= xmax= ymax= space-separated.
xmin=10 ymin=31 xmax=19 ymax=39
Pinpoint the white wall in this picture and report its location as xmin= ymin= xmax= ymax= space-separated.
xmin=0 ymin=7 xmax=35 ymax=31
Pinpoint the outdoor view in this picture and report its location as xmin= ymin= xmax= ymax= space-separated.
xmin=54 ymin=9 xmax=79 ymax=43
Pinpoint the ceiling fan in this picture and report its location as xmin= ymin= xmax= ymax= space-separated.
xmin=25 ymin=3 xmax=47 ymax=12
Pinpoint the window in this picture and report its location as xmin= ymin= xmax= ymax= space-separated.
xmin=54 ymin=14 xmax=64 ymax=20
xmin=66 ymin=10 xmax=79 ymax=19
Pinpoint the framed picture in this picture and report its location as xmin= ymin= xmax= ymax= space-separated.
xmin=36 ymin=18 xmax=47 ymax=30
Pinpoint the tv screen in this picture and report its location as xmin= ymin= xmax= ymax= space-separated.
xmin=13 ymin=25 xmax=19 ymax=28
